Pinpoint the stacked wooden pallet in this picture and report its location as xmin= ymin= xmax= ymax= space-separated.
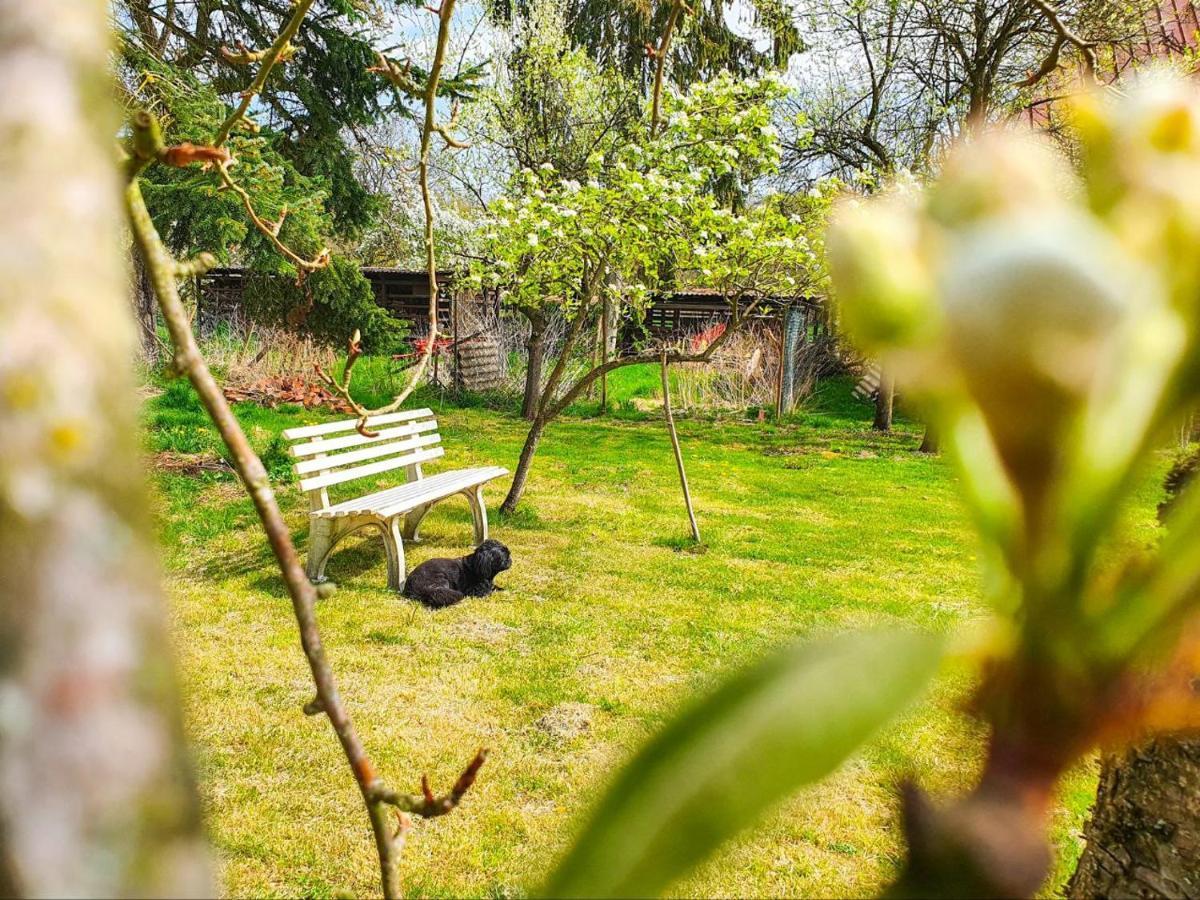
xmin=852 ymin=362 xmax=881 ymax=402
xmin=455 ymin=336 xmax=505 ymax=391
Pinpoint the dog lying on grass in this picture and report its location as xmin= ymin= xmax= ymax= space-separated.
xmin=402 ymin=539 xmax=512 ymax=609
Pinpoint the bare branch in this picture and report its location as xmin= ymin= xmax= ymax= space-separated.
xmin=127 ymin=10 xmax=484 ymax=881
xmin=213 ymin=0 xmax=317 ymax=147
xmin=215 ymin=162 xmax=330 ymax=273
xmin=1023 ymin=0 xmax=1099 ymax=87
xmin=220 ymin=40 xmax=270 ymax=66
xmin=546 ymin=295 xmax=765 ymax=420
xmin=370 ymin=749 xmax=490 ymax=817
xmin=339 ymin=0 xmax=461 ymax=420
xmin=127 ymin=159 xmax=484 ymax=900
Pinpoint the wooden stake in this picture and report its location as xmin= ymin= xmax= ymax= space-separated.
xmin=600 ymin=297 xmax=609 ymax=411
xmin=662 ymin=351 xmax=700 ymax=542
xmin=774 ymin=317 xmax=785 ymax=419
xmin=452 ymin=288 xmax=460 ymax=389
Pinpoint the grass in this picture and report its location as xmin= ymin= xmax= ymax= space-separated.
xmin=143 ymin=370 xmax=1169 ymax=898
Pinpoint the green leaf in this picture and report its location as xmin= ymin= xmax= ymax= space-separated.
xmin=543 ymin=628 xmax=944 ymax=899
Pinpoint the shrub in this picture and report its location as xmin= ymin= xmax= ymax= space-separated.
xmin=243 ymin=256 xmax=408 ymax=355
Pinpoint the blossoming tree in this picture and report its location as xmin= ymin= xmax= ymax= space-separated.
xmin=469 ymin=72 xmax=830 ymax=513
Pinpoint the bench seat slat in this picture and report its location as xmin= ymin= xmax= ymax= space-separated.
xmin=313 ymin=466 xmax=508 ymax=518
xmin=293 ymin=432 xmax=441 ymax=475
xmin=373 ymin=467 xmax=508 ymax=518
xmin=282 ymin=408 xmax=433 ymax=441
xmin=299 ymin=447 xmax=445 ymax=492
xmin=289 ymin=419 xmax=437 ymax=458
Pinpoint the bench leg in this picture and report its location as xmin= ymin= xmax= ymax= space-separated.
xmin=402 ymin=503 xmax=432 ymax=542
xmin=307 ymin=518 xmax=336 ymax=584
xmin=463 ymin=486 xmax=488 ymax=545
xmin=381 ymin=516 xmax=406 ymax=593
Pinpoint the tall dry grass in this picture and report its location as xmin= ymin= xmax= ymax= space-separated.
xmin=198 ymin=323 xmax=338 ymax=390
xmin=669 ymin=324 xmax=836 ymax=413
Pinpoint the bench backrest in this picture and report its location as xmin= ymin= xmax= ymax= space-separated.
xmin=282 ymin=409 xmax=442 ymax=509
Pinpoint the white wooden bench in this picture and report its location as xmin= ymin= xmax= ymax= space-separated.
xmin=282 ymin=409 xmax=507 ymax=592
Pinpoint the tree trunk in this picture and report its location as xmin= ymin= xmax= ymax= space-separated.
xmin=0 ymin=2 xmax=210 ymax=896
xmin=505 ymin=294 xmax=597 ymax=512
xmin=501 ymin=413 xmax=548 ymax=513
xmin=1067 ymin=739 xmax=1200 ymax=899
xmin=1069 ymin=450 xmax=1200 ymax=900
xmin=919 ymin=423 xmax=940 ymax=454
xmin=1065 ymin=434 xmax=1195 ymax=897
xmin=522 ymin=311 xmax=547 ymax=421
xmin=131 ymin=243 xmax=160 ymax=364
xmin=873 ymin=370 xmax=894 ymax=432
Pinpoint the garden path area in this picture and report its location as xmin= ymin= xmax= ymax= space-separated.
xmin=145 ymin=377 xmax=1131 ymax=898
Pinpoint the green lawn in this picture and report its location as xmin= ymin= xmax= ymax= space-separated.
xmin=144 ymin=372 xmax=1166 ymax=898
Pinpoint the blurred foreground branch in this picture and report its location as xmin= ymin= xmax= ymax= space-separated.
xmin=0 ymin=1 xmax=210 ymax=894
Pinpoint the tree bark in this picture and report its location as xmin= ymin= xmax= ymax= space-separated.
xmin=131 ymin=243 xmax=160 ymax=363
xmin=919 ymin=423 xmax=940 ymax=453
xmin=501 ymin=413 xmax=547 ymax=513
xmin=522 ymin=310 xmax=547 ymax=421
xmin=1068 ymin=739 xmax=1200 ymax=899
xmin=1068 ymin=448 xmax=1200 ymax=900
xmin=0 ymin=2 xmax=210 ymax=895
xmin=873 ymin=369 xmax=895 ymax=432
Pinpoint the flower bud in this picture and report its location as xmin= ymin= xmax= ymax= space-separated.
xmin=828 ymin=194 xmax=935 ymax=354
xmin=939 ymin=216 xmax=1136 ymax=498
xmin=1075 ymin=72 xmax=1200 ymax=213
xmin=926 ymin=130 xmax=1075 ymax=231
xmin=1073 ymin=75 xmax=1200 ymax=320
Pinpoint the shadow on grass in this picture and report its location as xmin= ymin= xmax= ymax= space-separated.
xmin=195 ymin=540 xmax=280 ymax=582
xmin=496 ymin=504 xmax=544 ymax=530
xmin=652 ymin=535 xmax=710 ymax=554
xmin=237 ymin=532 xmax=394 ymax=597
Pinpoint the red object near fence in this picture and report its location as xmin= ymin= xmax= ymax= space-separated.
xmin=413 ymin=336 xmax=454 ymax=356
xmin=690 ymin=322 xmax=727 ymax=352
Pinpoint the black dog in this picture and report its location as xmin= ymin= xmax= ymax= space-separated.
xmin=402 ymin=539 xmax=512 ymax=609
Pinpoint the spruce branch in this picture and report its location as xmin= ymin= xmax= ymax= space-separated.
xmin=126 ymin=112 xmax=328 ymax=274
xmin=215 ymin=161 xmax=329 ymax=273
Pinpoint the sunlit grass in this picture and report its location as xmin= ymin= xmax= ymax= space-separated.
xmin=144 ymin=373 xmax=1167 ymax=898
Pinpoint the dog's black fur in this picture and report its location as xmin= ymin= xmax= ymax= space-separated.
xmin=402 ymin=539 xmax=512 ymax=609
